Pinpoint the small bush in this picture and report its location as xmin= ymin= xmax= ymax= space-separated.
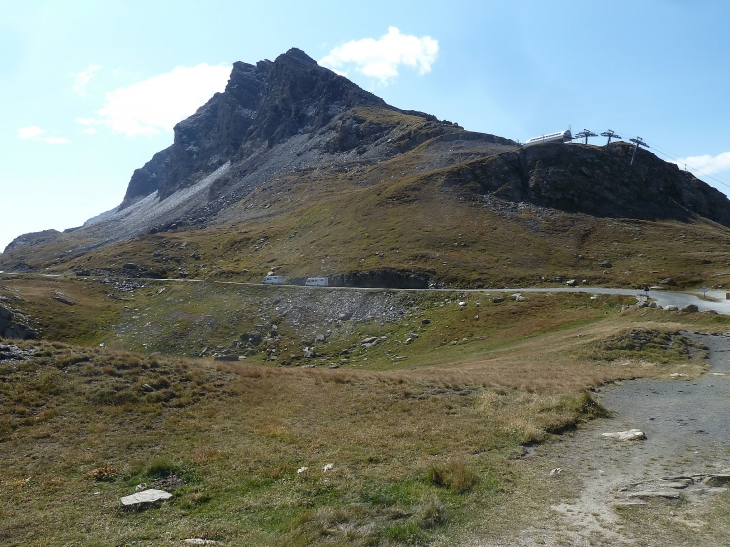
xmin=426 ymin=465 xmax=446 ymax=488
xmin=90 ymin=464 xmax=118 ymax=482
xmin=426 ymin=459 xmax=476 ymax=493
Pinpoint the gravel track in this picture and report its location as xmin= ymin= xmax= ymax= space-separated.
xmin=488 ymin=333 xmax=730 ymax=546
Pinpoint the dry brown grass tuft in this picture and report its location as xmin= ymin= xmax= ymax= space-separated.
xmin=89 ymin=464 xmax=118 ymax=482
xmin=426 ymin=459 xmax=477 ymax=493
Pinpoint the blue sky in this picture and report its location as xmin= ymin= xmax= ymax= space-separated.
xmin=3 ymin=0 xmax=730 ymax=252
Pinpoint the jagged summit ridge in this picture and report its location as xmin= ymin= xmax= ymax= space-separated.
xmin=119 ymin=47 xmax=459 ymax=210
xmin=121 ymin=47 xmax=398 ymax=208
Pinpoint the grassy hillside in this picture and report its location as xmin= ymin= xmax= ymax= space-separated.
xmin=4 ymin=120 xmax=729 ymax=292
xmin=2 ymin=302 xmax=724 ymax=546
xmin=7 ymin=155 xmax=730 ymax=292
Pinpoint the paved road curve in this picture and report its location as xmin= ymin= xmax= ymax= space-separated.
xmin=2 ymin=271 xmax=728 ymax=314
xmin=482 ymin=287 xmax=730 ymax=314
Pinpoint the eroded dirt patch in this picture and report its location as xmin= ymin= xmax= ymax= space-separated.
xmin=512 ymin=333 xmax=730 ymax=546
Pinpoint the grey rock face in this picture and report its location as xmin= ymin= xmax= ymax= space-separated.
xmin=118 ymin=146 xmax=172 ymax=210
xmin=157 ymin=49 xmax=391 ymax=202
xmin=445 ymin=142 xmax=730 ymax=226
xmin=0 ymin=306 xmax=38 ymax=340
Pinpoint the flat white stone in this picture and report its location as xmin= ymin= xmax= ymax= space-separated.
xmin=602 ymin=429 xmax=646 ymax=441
xmin=120 ymin=488 xmax=172 ymax=506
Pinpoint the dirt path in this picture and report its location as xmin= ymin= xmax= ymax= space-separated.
xmin=477 ymin=333 xmax=730 ymax=546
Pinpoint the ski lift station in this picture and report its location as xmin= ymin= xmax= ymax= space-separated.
xmin=523 ymin=129 xmax=573 ymax=147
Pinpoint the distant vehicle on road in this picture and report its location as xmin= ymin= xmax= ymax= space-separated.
xmin=305 ymin=277 xmax=329 ymax=287
xmin=523 ymin=129 xmax=572 ymax=147
xmin=262 ymin=275 xmax=284 ymax=285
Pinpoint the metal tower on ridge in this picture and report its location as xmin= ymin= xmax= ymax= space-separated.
xmin=601 ymin=129 xmax=621 ymax=146
xmin=629 ymin=136 xmax=649 ymax=166
xmin=574 ymin=129 xmax=598 ymax=144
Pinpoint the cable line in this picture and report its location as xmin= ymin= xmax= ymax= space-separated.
xmin=607 ymin=127 xmax=730 ymax=191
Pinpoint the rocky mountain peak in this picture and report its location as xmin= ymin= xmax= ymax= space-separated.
xmin=281 ymin=47 xmax=318 ymax=64
xmin=148 ymin=48 xmax=388 ymax=202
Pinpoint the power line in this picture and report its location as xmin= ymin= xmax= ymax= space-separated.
xmin=650 ymin=146 xmax=730 ymax=191
xmin=604 ymin=126 xmax=730 ymax=190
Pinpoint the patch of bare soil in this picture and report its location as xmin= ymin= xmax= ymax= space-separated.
xmin=474 ymin=333 xmax=730 ymax=546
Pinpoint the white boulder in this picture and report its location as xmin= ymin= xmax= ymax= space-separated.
xmin=602 ymin=429 xmax=646 ymax=441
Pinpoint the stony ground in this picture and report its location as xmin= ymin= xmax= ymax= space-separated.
xmin=473 ymin=332 xmax=730 ymax=546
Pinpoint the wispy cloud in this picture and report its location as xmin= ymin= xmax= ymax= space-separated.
xmin=17 ymin=126 xmax=70 ymax=144
xmin=73 ymin=65 xmax=101 ymax=96
xmin=17 ymin=126 xmax=45 ymax=140
xmin=319 ymin=27 xmax=439 ymax=85
xmin=79 ymin=63 xmax=231 ymax=137
xmin=674 ymin=151 xmax=730 ymax=176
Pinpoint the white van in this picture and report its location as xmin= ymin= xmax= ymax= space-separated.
xmin=262 ymin=276 xmax=284 ymax=285
xmin=305 ymin=277 xmax=328 ymax=287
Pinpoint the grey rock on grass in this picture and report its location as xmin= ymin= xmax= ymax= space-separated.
xmin=601 ymin=429 xmax=646 ymax=441
xmin=120 ymin=488 xmax=172 ymax=507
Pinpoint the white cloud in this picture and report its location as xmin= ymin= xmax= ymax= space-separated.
xmin=73 ymin=65 xmax=101 ymax=96
xmin=17 ymin=126 xmax=70 ymax=144
xmin=82 ymin=128 xmax=97 ymax=135
xmin=81 ymin=63 xmax=231 ymax=137
xmin=43 ymin=136 xmax=71 ymax=144
xmin=319 ymin=27 xmax=439 ymax=85
xmin=18 ymin=126 xmax=45 ymax=139
xmin=674 ymin=152 xmax=730 ymax=176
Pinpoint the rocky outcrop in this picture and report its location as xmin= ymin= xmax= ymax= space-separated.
xmin=444 ymin=141 xmax=730 ymax=227
xmin=3 ymin=229 xmax=61 ymax=254
xmin=329 ymin=268 xmax=429 ymax=289
xmin=0 ymin=306 xmax=38 ymax=340
xmin=157 ymin=48 xmax=395 ymax=201
xmin=119 ymin=146 xmax=172 ymax=210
